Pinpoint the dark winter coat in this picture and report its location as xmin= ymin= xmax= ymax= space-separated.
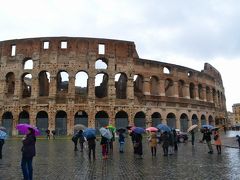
xmin=22 ymin=134 xmax=36 ymax=158
xmin=119 ymin=133 xmax=125 ymax=143
xmin=87 ymin=136 xmax=96 ymax=147
xmin=202 ymin=131 xmax=212 ymax=142
xmin=100 ymin=136 xmax=108 ymax=145
xmin=0 ymin=139 xmax=4 ymax=145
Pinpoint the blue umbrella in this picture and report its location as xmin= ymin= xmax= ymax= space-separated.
xmin=0 ymin=130 xmax=7 ymax=140
xmin=133 ymin=127 xmax=145 ymax=134
xmin=202 ymin=125 xmax=214 ymax=130
xmin=83 ymin=128 xmax=96 ymax=139
xmin=156 ymin=124 xmax=171 ymax=132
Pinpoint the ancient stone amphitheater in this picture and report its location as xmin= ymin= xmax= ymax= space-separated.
xmin=0 ymin=37 xmax=227 ymax=135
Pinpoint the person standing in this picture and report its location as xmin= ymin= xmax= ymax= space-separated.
xmin=190 ymin=130 xmax=195 ymax=146
xmin=172 ymin=129 xmax=178 ymax=151
xmin=45 ymin=129 xmax=50 ymax=140
xmin=51 ymin=130 xmax=56 ymax=140
xmin=78 ymin=130 xmax=85 ymax=152
xmin=168 ymin=131 xmax=174 ymax=155
xmin=130 ymin=131 xmax=136 ymax=154
xmin=118 ymin=132 xmax=125 ymax=153
xmin=21 ymin=127 xmax=36 ymax=180
xmin=0 ymin=138 xmax=4 ymax=159
xmin=236 ymin=135 xmax=240 ymax=149
xmin=149 ymin=132 xmax=157 ymax=156
xmin=100 ymin=135 xmax=108 ymax=159
xmin=135 ymin=133 xmax=143 ymax=159
xmin=87 ymin=136 xmax=96 ymax=160
xmin=214 ymin=130 xmax=222 ymax=154
xmin=161 ymin=131 xmax=169 ymax=156
xmin=202 ymin=128 xmax=213 ymax=154
xmin=72 ymin=132 xmax=79 ymax=151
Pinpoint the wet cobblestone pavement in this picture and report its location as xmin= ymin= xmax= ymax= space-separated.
xmin=1 ymin=131 xmax=240 ymax=180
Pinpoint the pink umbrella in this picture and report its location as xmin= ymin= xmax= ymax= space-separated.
xmin=146 ymin=127 xmax=158 ymax=132
xmin=16 ymin=123 xmax=41 ymax=136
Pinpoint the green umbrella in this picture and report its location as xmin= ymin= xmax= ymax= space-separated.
xmin=107 ymin=125 xmax=116 ymax=132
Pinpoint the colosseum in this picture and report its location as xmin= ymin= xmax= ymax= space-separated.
xmin=0 ymin=37 xmax=227 ymax=136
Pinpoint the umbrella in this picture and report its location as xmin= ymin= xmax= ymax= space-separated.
xmin=99 ymin=127 xmax=113 ymax=140
xmin=0 ymin=130 xmax=7 ymax=140
xmin=0 ymin=126 xmax=6 ymax=131
xmin=107 ymin=125 xmax=116 ymax=132
xmin=202 ymin=125 xmax=214 ymax=130
xmin=126 ymin=125 xmax=133 ymax=130
xmin=16 ymin=123 xmax=41 ymax=136
xmin=83 ymin=128 xmax=96 ymax=139
xmin=156 ymin=124 xmax=171 ymax=132
xmin=132 ymin=127 xmax=145 ymax=134
xmin=74 ymin=124 xmax=86 ymax=130
xmin=187 ymin=125 xmax=198 ymax=132
xmin=117 ymin=128 xmax=126 ymax=133
xmin=146 ymin=127 xmax=158 ymax=132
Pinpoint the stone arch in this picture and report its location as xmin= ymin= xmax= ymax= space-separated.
xmin=134 ymin=74 xmax=144 ymax=95
xmin=198 ymin=84 xmax=203 ymax=100
xmin=115 ymin=73 xmax=127 ymax=99
xmin=74 ymin=111 xmax=88 ymax=127
xmin=165 ymin=78 xmax=174 ymax=97
xmin=39 ymin=71 xmax=50 ymax=96
xmin=166 ymin=113 xmax=176 ymax=129
xmin=19 ymin=110 xmax=30 ymax=128
xmin=209 ymin=115 xmax=214 ymax=125
xmin=56 ymin=71 xmax=69 ymax=93
xmin=150 ymin=76 xmax=159 ymax=95
xmin=22 ymin=73 xmax=32 ymax=98
xmin=75 ymin=71 xmax=88 ymax=96
xmin=95 ymin=73 xmax=108 ymax=98
xmin=5 ymin=72 xmax=15 ymax=96
xmin=189 ymin=83 xmax=195 ymax=99
xmin=180 ymin=113 xmax=188 ymax=132
xmin=95 ymin=58 xmax=108 ymax=69
xmin=95 ymin=111 xmax=109 ymax=131
xmin=55 ymin=111 xmax=67 ymax=135
xmin=36 ymin=111 xmax=49 ymax=135
xmin=2 ymin=111 xmax=13 ymax=135
xmin=201 ymin=115 xmax=207 ymax=126
xmin=115 ymin=111 xmax=129 ymax=129
xmin=151 ymin=112 xmax=161 ymax=127
xmin=212 ymin=88 xmax=217 ymax=103
xmin=178 ymin=80 xmax=184 ymax=97
xmin=134 ymin=111 xmax=146 ymax=128
xmin=23 ymin=58 xmax=33 ymax=70
xmin=191 ymin=114 xmax=198 ymax=125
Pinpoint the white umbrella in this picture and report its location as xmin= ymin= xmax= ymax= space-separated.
xmin=74 ymin=124 xmax=86 ymax=130
xmin=99 ymin=127 xmax=113 ymax=140
xmin=187 ymin=125 xmax=198 ymax=132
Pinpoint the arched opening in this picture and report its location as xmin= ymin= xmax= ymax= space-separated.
xmin=151 ymin=112 xmax=161 ymax=127
xmin=18 ymin=111 xmax=30 ymax=134
xmin=167 ymin=113 xmax=176 ymax=129
xmin=209 ymin=115 xmax=214 ymax=126
xmin=165 ymin=78 xmax=174 ymax=97
xmin=56 ymin=71 xmax=69 ymax=93
xmin=212 ymin=88 xmax=216 ymax=103
xmin=75 ymin=71 xmax=88 ymax=96
xmin=115 ymin=73 xmax=127 ymax=99
xmin=189 ymin=83 xmax=195 ymax=99
xmin=74 ymin=111 xmax=88 ymax=127
xmin=95 ymin=58 xmax=108 ymax=69
xmin=187 ymin=71 xmax=193 ymax=77
xmin=163 ymin=67 xmax=171 ymax=74
xmin=55 ymin=111 xmax=67 ymax=135
xmin=180 ymin=113 xmax=188 ymax=132
xmin=217 ymin=91 xmax=220 ymax=105
xmin=39 ymin=71 xmax=50 ymax=96
xmin=150 ymin=76 xmax=159 ymax=95
xmin=115 ymin=111 xmax=129 ymax=129
xmin=198 ymin=84 xmax=203 ymax=100
xmin=95 ymin=111 xmax=109 ymax=133
xmin=22 ymin=73 xmax=32 ymax=98
xmin=191 ymin=114 xmax=198 ymax=125
xmin=178 ymin=80 xmax=184 ymax=97
xmin=201 ymin=115 xmax=207 ymax=126
xmin=5 ymin=72 xmax=15 ymax=96
xmin=2 ymin=112 xmax=13 ymax=136
xmin=95 ymin=73 xmax=108 ymax=98
xmin=134 ymin=74 xmax=143 ymax=96
xmin=134 ymin=111 xmax=146 ymax=128
xmin=206 ymin=86 xmax=211 ymax=102
xmin=36 ymin=111 xmax=48 ymax=135
xmin=23 ymin=59 xmax=33 ymax=70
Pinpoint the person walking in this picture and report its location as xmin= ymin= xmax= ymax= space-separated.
xmin=78 ymin=130 xmax=85 ymax=152
xmin=21 ymin=127 xmax=36 ymax=180
xmin=161 ymin=131 xmax=169 ymax=156
xmin=168 ymin=131 xmax=174 ymax=155
xmin=149 ymin=132 xmax=157 ymax=156
xmin=45 ymin=129 xmax=50 ymax=140
xmin=201 ymin=128 xmax=213 ymax=154
xmin=100 ymin=135 xmax=108 ymax=159
xmin=134 ymin=133 xmax=143 ymax=159
xmin=72 ymin=132 xmax=79 ymax=151
xmin=130 ymin=131 xmax=137 ymax=154
xmin=214 ymin=130 xmax=222 ymax=154
xmin=0 ymin=138 xmax=4 ymax=159
xmin=87 ymin=136 xmax=96 ymax=160
xmin=190 ymin=130 xmax=195 ymax=146
xmin=51 ymin=130 xmax=56 ymax=140
xmin=173 ymin=129 xmax=178 ymax=151
xmin=118 ymin=132 xmax=125 ymax=153
xmin=236 ymin=135 xmax=240 ymax=149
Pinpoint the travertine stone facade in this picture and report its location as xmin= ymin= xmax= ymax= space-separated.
xmin=0 ymin=37 xmax=227 ymax=135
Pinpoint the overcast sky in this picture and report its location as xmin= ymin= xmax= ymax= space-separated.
xmin=0 ymin=0 xmax=239 ymax=111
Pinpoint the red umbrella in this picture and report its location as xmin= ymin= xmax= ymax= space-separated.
xmin=146 ymin=127 xmax=158 ymax=132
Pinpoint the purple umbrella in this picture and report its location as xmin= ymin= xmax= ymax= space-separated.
xmin=16 ymin=123 xmax=41 ymax=136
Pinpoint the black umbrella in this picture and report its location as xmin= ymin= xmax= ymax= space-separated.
xmin=117 ymin=128 xmax=126 ymax=133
